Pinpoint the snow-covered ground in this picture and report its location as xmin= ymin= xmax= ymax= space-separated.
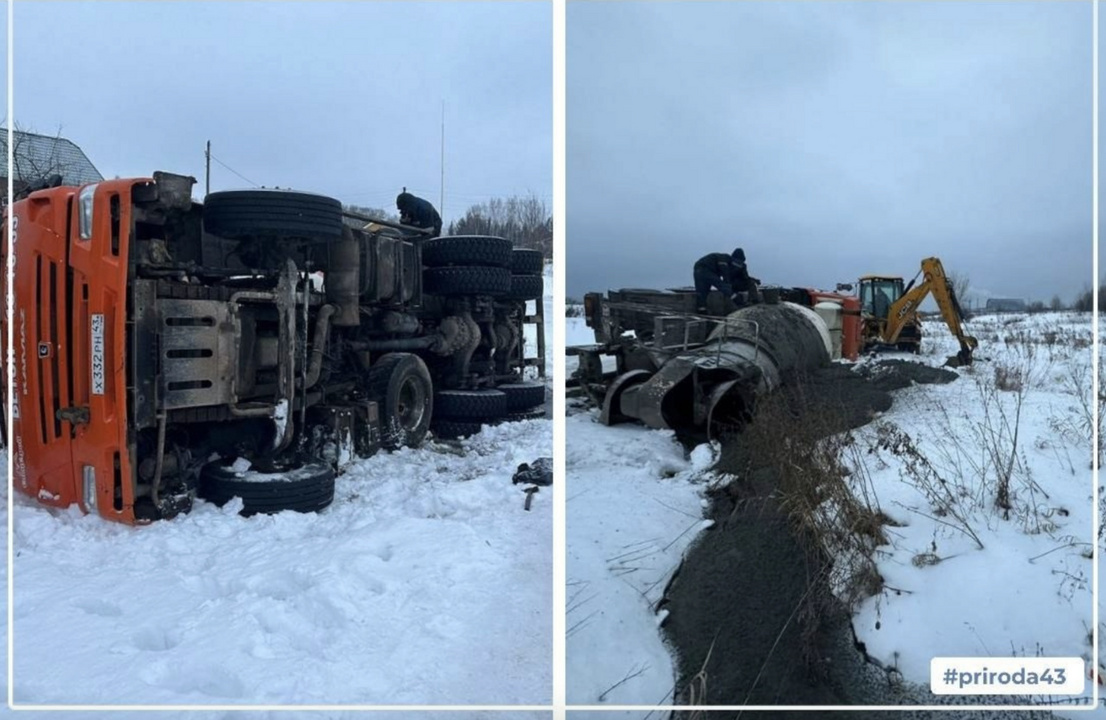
xmin=5 ymin=265 xmax=553 ymax=708
xmin=566 ymin=305 xmax=1102 ymax=715
xmin=849 ymin=311 xmax=1100 ymax=717
xmin=566 ymin=310 xmax=718 ymax=704
xmin=566 ymin=415 xmax=717 ymax=705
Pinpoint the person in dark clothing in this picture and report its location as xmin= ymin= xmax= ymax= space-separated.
xmin=396 ymin=189 xmax=443 ymax=237
xmin=729 ymin=247 xmax=757 ymax=295
xmin=693 ymin=247 xmax=756 ymax=312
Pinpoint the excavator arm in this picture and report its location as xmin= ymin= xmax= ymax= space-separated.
xmin=884 ymin=257 xmax=978 ymax=366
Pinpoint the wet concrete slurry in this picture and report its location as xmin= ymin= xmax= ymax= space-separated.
xmin=658 ymin=360 xmax=1058 ymax=719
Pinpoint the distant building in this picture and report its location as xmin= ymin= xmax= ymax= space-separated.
xmin=0 ymin=129 xmax=103 ymax=199
xmin=985 ymin=298 xmax=1026 ymax=312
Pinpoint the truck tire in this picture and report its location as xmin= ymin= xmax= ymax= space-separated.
xmin=498 ymin=382 xmax=546 ymax=412
xmin=434 ymin=389 xmax=508 ymax=419
xmin=198 ymin=460 xmax=335 ymax=516
xmin=503 ymin=407 xmax=548 ymax=423
xmin=422 ymin=235 xmax=512 ymax=268
xmin=509 ymin=249 xmax=544 ymax=275
xmin=367 ymin=353 xmax=434 ymax=449
xmin=203 ymin=189 xmax=343 ymax=240
xmin=424 ymin=266 xmax=510 ymax=296
xmin=506 ymin=274 xmax=543 ymax=301
xmin=431 ymin=419 xmax=485 ymax=440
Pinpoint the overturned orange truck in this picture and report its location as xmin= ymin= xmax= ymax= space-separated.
xmin=3 ymin=172 xmax=546 ymax=524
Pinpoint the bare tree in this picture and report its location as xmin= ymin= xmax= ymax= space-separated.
xmin=1049 ymin=294 xmax=1064 ymax=311
xmin=1073 ymin=285 xmax=1093 ymax=312
xmin=341 ymin=204 xmax=399 ymax=228
xmin=948 ymin=271 xmax=970 ymax=303
xmin=448 ymin=193 xmax=552 ymax=257
xmin=7 ymin=124 xmax=71 ymax=188
xmin=2 ymin=122 xmax=96 ymax=205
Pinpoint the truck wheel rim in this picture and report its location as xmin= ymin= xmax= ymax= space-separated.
xmin=397 ymin=378 xmax=427 ymax=429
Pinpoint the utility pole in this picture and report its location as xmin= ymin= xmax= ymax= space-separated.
xmin=440 ymin=101 xmax=445 ymax=214
xmin=205 ymin=140 xmax=211 ymax=196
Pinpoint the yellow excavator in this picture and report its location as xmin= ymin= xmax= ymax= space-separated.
xmin=858 ymin=257 xmax=978 ymax=367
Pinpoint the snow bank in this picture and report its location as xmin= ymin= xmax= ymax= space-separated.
xmin=5 ymin=263 xmax=554 ymax=707
xmin=9 ymin=419 xmax=551 ymax=705
xmin=566 ymin=412 xmax=716 ymax=704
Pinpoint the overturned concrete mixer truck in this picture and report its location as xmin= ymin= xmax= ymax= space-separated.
xmin=569 ymin=285 xmax=863 ymax=438
xmin=2 ymin=171 xmax=546 ymax=525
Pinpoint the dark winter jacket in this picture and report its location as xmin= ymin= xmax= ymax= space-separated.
xmin=693 ymin=252 xmax=755 ymax=292
xmin=396 ymin=192 xmax=443 ymax=236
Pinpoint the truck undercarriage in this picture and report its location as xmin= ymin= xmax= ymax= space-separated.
xmin=4 ymin=171 xmax=546 ymax=524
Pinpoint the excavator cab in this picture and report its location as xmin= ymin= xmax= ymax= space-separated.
xmin=859 ymin=274 xmax=922 ymax=354
xmin=859 ymin=275 xmax=904 ymax=319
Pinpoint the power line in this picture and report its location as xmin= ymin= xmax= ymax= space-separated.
xmin=209 ymin=153 xmax=259 ymax=187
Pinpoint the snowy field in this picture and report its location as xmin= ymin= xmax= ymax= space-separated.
xmin=566 ymin=305 xmax=1102 ymax=715
xmin=4 ymin=265 xmax=553 ymax=709
xmin=849 ymin=311 xmax=1100 ymax=717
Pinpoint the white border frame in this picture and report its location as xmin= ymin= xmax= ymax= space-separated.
xmin=2 ymin=0 xmax=563 ymax=713
xmin=7 ymin=0 xmax=14 ymax=709
xmin=2 ymin=0 xmax=1101 ymax=715
xmin=553 ymin=0 xmax=567 ymax=714
xmin=558 ymin=0 xmax=1102 ymax=714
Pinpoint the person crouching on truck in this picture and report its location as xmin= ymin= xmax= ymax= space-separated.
xmin=396 ymin=189 xmax=443 ymax=237
xmin=693 ymin=247 xmax=758 ymax=313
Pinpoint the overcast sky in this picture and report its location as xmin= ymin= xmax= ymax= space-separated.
xmin=568 ymin=1 xmax=1092 ymax=306
xmin=11 ymin=1 xmax=551 ymax=225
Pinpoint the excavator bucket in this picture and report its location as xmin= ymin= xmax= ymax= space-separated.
xmin=943 ymin=347 xmax=974 ymax=368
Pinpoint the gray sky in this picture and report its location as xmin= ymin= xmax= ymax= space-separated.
xmin=12 ymin=1 xmax=551 ymax=225
xmin=1100 ymin=3 xmax=1105 ymax=279
xmin=568 ymin=1 xmax=1092 ymax=306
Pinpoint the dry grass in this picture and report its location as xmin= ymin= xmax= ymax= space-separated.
xmin=992 ymin=362 xmax=1025 ymax=392
xmin=872 ymin=314 xmax=1092 ymax=546
xmin=732 ymin=375 xmax=891 ymax=670
xmin=873 ymin=421 xmax=985 ymax=548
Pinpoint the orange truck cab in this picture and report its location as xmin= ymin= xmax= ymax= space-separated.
xmin=5 ymin=179 xmax=144 ymax=521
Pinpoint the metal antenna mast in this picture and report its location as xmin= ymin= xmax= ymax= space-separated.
xmin=440 ymin=101 xmax=445 ymax=213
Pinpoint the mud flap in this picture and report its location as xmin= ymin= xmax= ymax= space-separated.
xmin=600 ymin=370 xmax=652 ymax=425
xmin=635 ymin=360 xmax=699 ymax=429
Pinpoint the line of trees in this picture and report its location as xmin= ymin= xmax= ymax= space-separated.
xmin=1071 ymin=286 xmax=1105 ymax=313
xmin=991 ymin=288 xmax=1101 ymax=313
xmin=447 ymin=194 xmax=552 ymax=258
xmin=343 ymin=194 xmax=553 ymax=260
xmin=342 ymin=204 xmax=398 ymax=227
xmin=948 ymin=272 xmax=1101 ymax=314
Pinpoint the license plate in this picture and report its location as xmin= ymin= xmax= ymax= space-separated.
xmin=91 ymin=313 xmax=105 ymax=395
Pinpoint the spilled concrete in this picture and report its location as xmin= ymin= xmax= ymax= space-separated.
xmin=658 ymin=359 xmax=1059 ymax=719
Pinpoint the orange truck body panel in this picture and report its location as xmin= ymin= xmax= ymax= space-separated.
xmin=4 ymin=179 xmax=147 ymax=524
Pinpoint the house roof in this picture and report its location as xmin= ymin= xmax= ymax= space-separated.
xmin=0 ymin=129 xmax=103 ymax=186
